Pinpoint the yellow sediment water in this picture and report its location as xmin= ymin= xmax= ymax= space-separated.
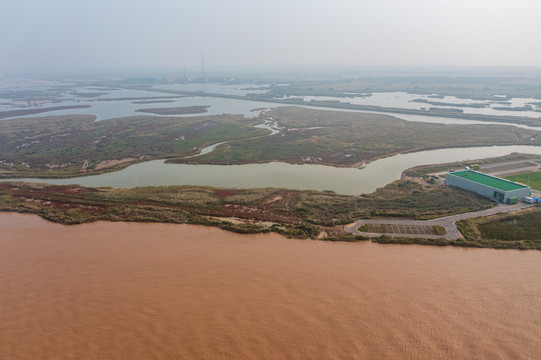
xmin=1 ymin=212 xmax=540 ymax=359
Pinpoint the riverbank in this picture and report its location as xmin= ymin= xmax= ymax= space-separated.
xmin=169 ymin=107 xmax=541 ymax=168
xmin=0 ymin=178 xmax=496 ymax=246
xmin=147 ymin=87 xmax=541 ymax=127
xmin=6 ymin=147 xmax=541 ymax=197
xmin=4 ymin=153 xmax=541 ymax=249
xmin=3 ymin=107 xmax=541 ymax=180
xmin=0 ymin=113 xmax=268 ymax=179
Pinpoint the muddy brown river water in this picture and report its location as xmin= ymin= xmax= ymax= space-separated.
xmin=1 ymin=212 xmax=540 ymax=359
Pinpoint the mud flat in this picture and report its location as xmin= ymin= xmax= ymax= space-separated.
xmin=1 ymin=212 xmax=540 ymax=359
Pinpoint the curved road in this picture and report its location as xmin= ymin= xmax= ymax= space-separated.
xmin=345 ymin=202 xmax=536 ymax=240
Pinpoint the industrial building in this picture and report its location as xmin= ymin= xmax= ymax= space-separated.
xmin=445 ymin=170 xmax=531 ymax=203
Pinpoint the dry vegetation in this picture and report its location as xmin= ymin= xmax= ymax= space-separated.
xmin=0 ymin=179 xmax=492 ymax=241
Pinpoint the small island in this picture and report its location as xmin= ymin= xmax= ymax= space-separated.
xmin=135 ymin=105 xmax=210 ymax=115
xmin=0 ymin=105 xmax=92 ymax=119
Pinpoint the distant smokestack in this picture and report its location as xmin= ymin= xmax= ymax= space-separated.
xmin=201 ymin=54 xmax=205 ymax=78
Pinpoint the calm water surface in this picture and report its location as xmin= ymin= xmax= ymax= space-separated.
xmin=0 ymin=86 xmax=278 ymax=120
xmin=1 ymin=213 xmax=539 ymax=359
xmin=296 ymin=92 xmax=541 ymax=119
xmin=7 ymin=145 xmax=541 ymax=195
xmin=1 ymin=95 xmax=278 ymax=120
xmin=4 ymin=86 xmax=541 ymax=129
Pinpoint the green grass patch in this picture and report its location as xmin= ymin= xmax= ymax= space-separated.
xmin=173 ymin=107 xmax=541 ymax=167
xmin=371 ymin=235 xmax=449 ymax=246
xmin=456 ymin=208 xmax=541 ymax=250
xmin=505 ymin=171 xmax=541 ymax=191
xmin=477 ymin=210 xmax=541 ymax=241
xmin=433 ymin=225 xmax=446 ymax=236
xmin=0 ymin=113 xmax=267 ymax=178
xmin=358 ymin=224 xmax=369 ymax=232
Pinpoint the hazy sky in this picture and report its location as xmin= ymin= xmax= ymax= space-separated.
xmin=1 ymin=0 xmax=541 ymax=74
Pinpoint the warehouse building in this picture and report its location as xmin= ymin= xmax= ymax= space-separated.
xmin=445 ymin=170 xmax=531 ymax=203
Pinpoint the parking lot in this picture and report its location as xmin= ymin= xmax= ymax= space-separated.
xmin=365 ymin=223 xmax=438 ymax=235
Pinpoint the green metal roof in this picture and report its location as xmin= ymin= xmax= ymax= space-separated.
xmin=448 ymin=170 xmax=527 ymax=191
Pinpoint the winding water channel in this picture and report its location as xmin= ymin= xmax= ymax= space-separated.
xmin=6 ymin=145 xmax=541 ymax=195
xmin=184 ymin=119 xmax=281 ymax=158
xmin=3 ymin=86 xmax=541 ymax=194
xmin=4 ymin=86 xmax=541 ymax=131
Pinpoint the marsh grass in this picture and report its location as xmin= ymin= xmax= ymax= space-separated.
xmin=456 ymin=208 xmax=541 ymax=250
xmin=0 ymin=179 xmax=494 ymax=243
xmin=179 ymin=107 xmax=541 ymax=167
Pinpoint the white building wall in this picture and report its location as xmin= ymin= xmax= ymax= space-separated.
xmin=445 ymin=173 xmax=531 ymax=202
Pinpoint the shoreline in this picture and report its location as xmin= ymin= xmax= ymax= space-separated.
xmin=1 ymin=206 xmax=539 ymax=251
xmin=0 ymin=172 xmax=538 ymax=249
xmin=145 ymin=88 xmax=541 ymax=127
xmin=4 ymin=144 xmax=541 ymax=181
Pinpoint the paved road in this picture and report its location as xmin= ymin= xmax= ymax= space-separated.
xmin=345 ymin=202 xmax=535 ymax=240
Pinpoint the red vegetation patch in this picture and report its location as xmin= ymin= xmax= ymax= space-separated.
xmin=213 ymin=189 xmax=237 ymax=198
xmin=135 ymin=123 xmax=172 ymax=133
xmin=260 ymin=191 xmax=299 ymax=210
xmin=5 ymin=184 xmax=105 ymax=215
xmin=37 ymin=185 xmax=99 ymax=195
xmin=216 ymin=203 xmax=298 ymax=223
xmin=2 ymin=184 xmax=97 ymax=197
xmin=18 ymin=196 xmax=106 ymax=214
xmin=47 ymin=200 xmax=104 ymax=213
